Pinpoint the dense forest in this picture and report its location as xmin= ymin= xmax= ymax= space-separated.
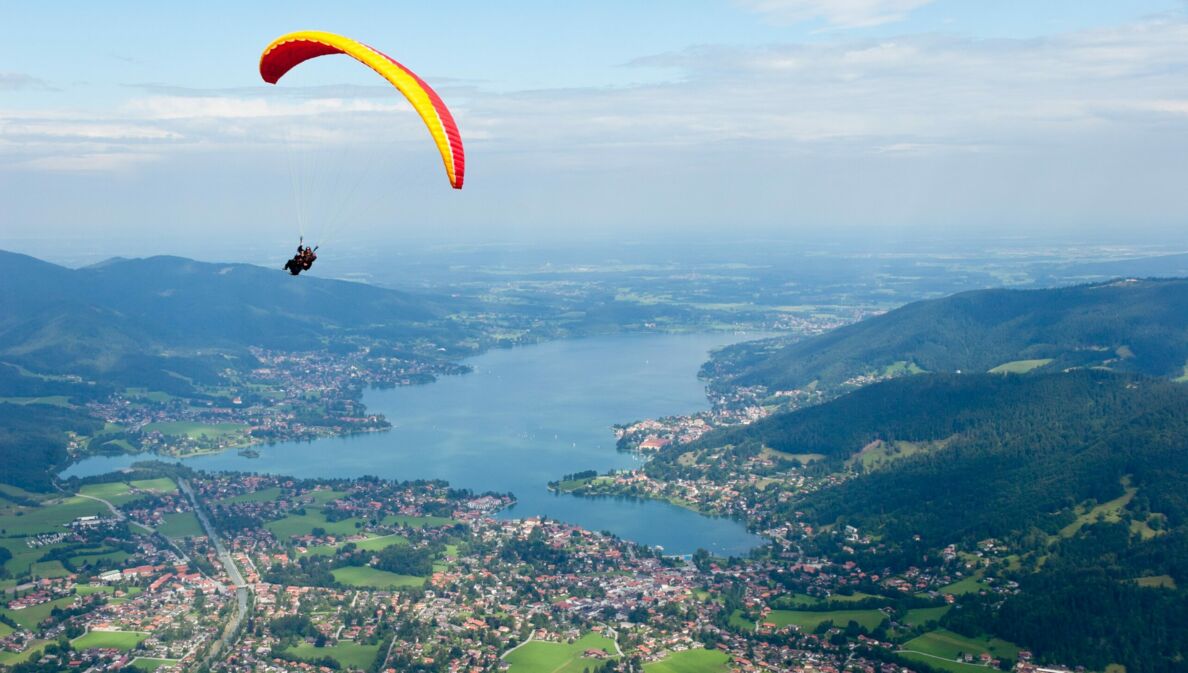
xmin=682 ymin=366 xmax=1188 ymax=672
xmin=0 ymin=403 xmax=103 ymax=491
xmin=706 ymin=278 xmax=1188 ymax=391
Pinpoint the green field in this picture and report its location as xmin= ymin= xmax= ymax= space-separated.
xmin=903 ymin=606 xmax=951 ymax=627
xmin=129 ymin=657 xmax=182 ymax=672
xmin=302 ymin=534 xmax=408 ymax=557
xmin=382 ymin=514 xmax=456 ymax=529
xmin=771 ymin=592 xmax=884 ymax=608
xmin=1059 ymin=483 xmax=1137 ymax=539
xmin=266 ymin=510 xmax=364 ymax=540
xmin=0 ymin=640 xmax=49 ymax=666
xmin=29 ymin=560 xmax=71 ymax=578
xmin=939 ymin=571 xmax=988 ymax=595
xmin=157 ymin=512 xmax=203 ymax=538
xmin=1 ymin=596 xmax=76 ymax=630
xmin=762 ymin=609 xmax=886 ymax=632
xmin=218 ymin=486 xmax=283 ymax=504
xmin=989 ymin=358 xmax=1053 ymax=374
xmin=0 ymin=495 xmax=108 ymax=536
xmin=1135 ymin=574 xmax=1177 ymax=589
xmin=504 ymin=632 xmax=617 ymax=673
xmin=70 ymin=547 xmax=132 ymax=568
xmin=727 ymin=609 xmax=755 ymax=631
xmin=901 ymin=629 xmax=1019 ymax=666
xmin=851 ymin=439 xmax=945 ymax=471
xmin=0 ymin=395 xmax=71 ymax=407
xmin=285 ymin=641 xmax=380 ymax=670
xmin=643 ymin=648 xmax=730 ymax=673
xmin=332 ymin=565 xmax=425 ymax=589
xmin=73 ymin=629 xmax=149 ymax=651
xmin=143 ymin=421 xmax=246 ymax=439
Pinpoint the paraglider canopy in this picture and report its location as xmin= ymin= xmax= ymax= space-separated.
xmin=260 ymin=30 xmax=465 ymax=189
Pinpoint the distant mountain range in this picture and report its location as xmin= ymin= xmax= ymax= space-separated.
xmin=0 ymin=250 xmax=469 ymax=392
xmin=708 ymin=277 xmax=1188 ymax=391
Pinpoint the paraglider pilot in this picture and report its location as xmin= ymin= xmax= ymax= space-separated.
xmin=284 ymin=239 xmax=317 ymax=276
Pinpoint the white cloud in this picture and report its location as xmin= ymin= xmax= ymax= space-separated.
xmin=0 ymin=72 xmax=52 ymax=91
xmin=735 ymin=0 xmax=935 ymax=28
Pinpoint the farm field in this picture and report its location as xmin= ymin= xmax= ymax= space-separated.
xmin=266 ymin=510 xmax=364 ymax=540
xmin=0 ymin=495 xmax=107 ymax=536
xmin=332 ymin=565 xmax=425 ymax=589
xmin=382 ymin=514 xmax=455 ymax=529
xmin=762 ymin=609 xmax=886 ymax=631
xmin=285 ymin=641 xmax=380 ymax=670
xmin=157 ymin=512 xmax=203 ymax=538
xmin=218 ymin=486 xmax=283 ymax=504
xmin=73 ymin=629 xmax=149 ymax=651
xmin=939 ymin=571 xmax=988 ymax=595
xmin=643 ymin=648 xmax=730 ymax=673
xmin=901 ymin=629 xmax=1020 ymax=667
xmin=0 ymin=640 xmax=49 ymax=666
xmin=129 ymin=657 xmax=182 ymax=671
xmin=1 ymin=596 xmax=76 ymax=630
xmin=903 ymin=606 xmax=951 ymax=627
xmin=299 ymin=534 xmax=408 ymax=557
xmin=988 ymin=358 xmax=1053 ymax=374
xmin=504 ymin=632 xmax=617 ymax=673
xmin=143 ymin=421 xmax=246 ymax=439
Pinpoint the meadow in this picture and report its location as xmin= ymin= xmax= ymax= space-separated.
xmin=331 ymin=565 xmax=425 ymax=589
xmin=72 ymin=629 xmax=149 ymax=651
xmin=504 ymin=632 xmax=617 ymax=673
xmin=643 ymin=648 xmax=730 ymax=673
xmin=285 ymin=641 xmax=380 ymax=670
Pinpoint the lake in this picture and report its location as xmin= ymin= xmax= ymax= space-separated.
xmin=64 ymin=333 xmax=766 ymax=556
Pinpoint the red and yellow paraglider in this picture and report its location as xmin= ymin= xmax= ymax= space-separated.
xmin=260 ymin=30 xmax=465 ymax=189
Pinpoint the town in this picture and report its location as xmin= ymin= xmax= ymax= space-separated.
xmin=0 ymin=462 xmax=1078 ymax=673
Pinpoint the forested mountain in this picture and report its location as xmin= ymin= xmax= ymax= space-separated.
xmin=707 ymin=278 xmax=1188 ymax=391
xmin=0 ymin=250 xmax=468 ymax=390
xmin=678 ymin=369 xmax=1188 ymax=672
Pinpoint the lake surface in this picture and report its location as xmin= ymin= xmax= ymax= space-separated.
xmin=64 ymin=333 xmax=765 ymax=556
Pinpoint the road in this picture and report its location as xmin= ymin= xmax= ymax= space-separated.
xmin=178 ymin=478 xmax=249 ymax=664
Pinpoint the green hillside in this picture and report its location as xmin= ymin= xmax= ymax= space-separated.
xmin=706 ymin=278 xmax=1188 ymax=392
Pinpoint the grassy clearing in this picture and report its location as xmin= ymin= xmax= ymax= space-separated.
xmin=0 ymin=640 xmax=49 ymax=666
xmin=902 ymin=629 xmax=1020 ymax=662
xmin=772 ymin=592 xmax=884 ymax=608
xmin=727 ymin=610 xmax=755 ymax=631
xmin=763 ymin=609 xmax=886 ymax=631
xmin=1135 ymin=574 xmax=1177 ymax=589
xmin=1059 ymin=484 xmax=1137 ymax=539
xmin=266 ymin=511 xmax=364 ymax=540
xmin=300 ymin=534 xmax=408 ymax=557
xmin=989 ymin=359 xmax=1053 ymax=374
xmin=1 ymin=596 xmax=76 ymax=630
xmin=880 ymin=361 xmax=926 ymax=377
xmin=29 ymin=560 xmax=70 ymax=578
xmin=382 ymin=514 xmax=455 ymax=529
xmin=157 ymin=512 xmax=203 ymax=538
xmin=218 ymin=486 xmax=283 ymax=504
xmin=643 ymin=648 xmax=730 ymax=673
xmin=143 ymin=421 xmax=246 ymax=439
xmin=504 ymin=632 xmax=617 ymax=673
xmin=73 ymin=629 xmax=149 ymax=651
xmin=0 ymin=495 xmax=107 ymax=536
xmin=286 ymin=641 xmax=380 ymax=670
xmin=940 ymin=570 xmax=988 ymax=595
xmin=332 ymin=566 xmax=425 ymax=589
xmin=850 ymin=439 xmax=946 ymax=471
xmin=0 ymin=396 xmax=71 ymax=407
xmin=903 ymin=606 xmax=951 ymax=627
xmin=129 ymin=657 xmax=182 ymax=672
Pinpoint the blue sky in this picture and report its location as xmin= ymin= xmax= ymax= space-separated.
xmin=3 ymin=0 xmax=1187 ymax=260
